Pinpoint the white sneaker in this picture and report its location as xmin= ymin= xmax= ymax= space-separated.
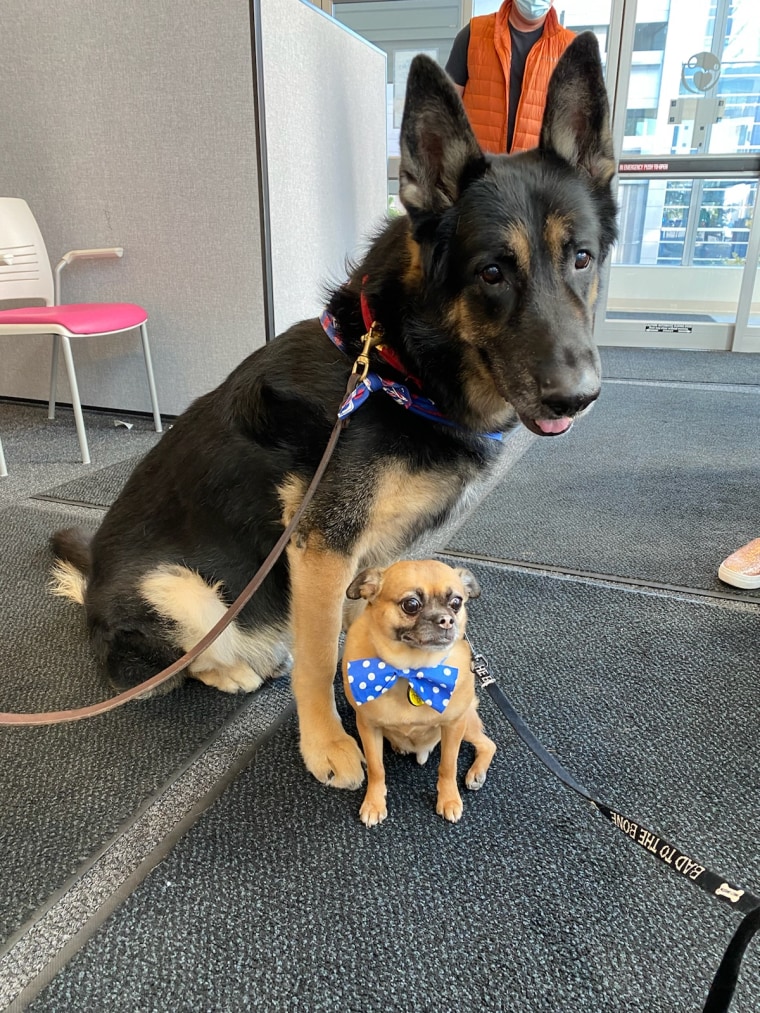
xmin=718 ymin=538 xmax=760 ymax=589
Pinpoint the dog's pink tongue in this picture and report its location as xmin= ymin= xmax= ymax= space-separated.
xmin=535 ymin=417 xmax=573 ymax=435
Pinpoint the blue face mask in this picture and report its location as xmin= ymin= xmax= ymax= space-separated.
xmin=513 ymin=0 xmax=552 ymax=20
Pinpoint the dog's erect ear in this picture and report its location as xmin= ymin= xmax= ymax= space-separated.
xmin=456 ymin=568 xmax=481 ymax=601
xmin=346 ymin=568 xmax=384 ymax=602
xmin=399 ymin=54 xmax=486 ymax=223
xmin=539 ymin=32 xmax=616 ymax=186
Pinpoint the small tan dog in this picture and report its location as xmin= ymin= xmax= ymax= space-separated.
xmin=341 ymin=559 xmax=496 ymax=827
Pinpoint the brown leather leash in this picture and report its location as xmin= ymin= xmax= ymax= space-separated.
xmin=0 ymin=324 xmax=383 ymax=728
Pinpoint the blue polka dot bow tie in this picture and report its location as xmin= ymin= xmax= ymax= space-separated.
xmin=346 ymin=657 xmax=459 ymax=713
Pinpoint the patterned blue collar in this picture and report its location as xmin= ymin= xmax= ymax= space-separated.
xmin=346 ymin=656 xmax=458 ymax=713
xmin=321 ymin=310 xmax=502 ymax=441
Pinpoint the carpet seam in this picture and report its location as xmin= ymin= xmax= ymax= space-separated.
xmin=439 ymin=550 xmax=760 ymax=612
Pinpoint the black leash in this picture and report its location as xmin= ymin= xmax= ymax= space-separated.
xmin=466 ymin=638 xmax=760 ymax=1012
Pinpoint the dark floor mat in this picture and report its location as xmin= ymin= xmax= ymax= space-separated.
xmin=0 ymin=503 xmax=258 ymax=944
xmin=447 ymin=383 xmax=760 ymax=597
xmin=27 ymin=562 xmax=760 ymax=1012
xmin=599 ymin=345 xmax=760 ymax=385
xmin=33 ymin=456 xmax=139 ymax=508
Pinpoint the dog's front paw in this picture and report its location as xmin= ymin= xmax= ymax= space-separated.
xmin=436 ymin=792 xmax=464 ymax=823
xmin=359 ymin=796 xmax=388 ymax=827
xmin=300 ymin=731 xmax=366 ymax=789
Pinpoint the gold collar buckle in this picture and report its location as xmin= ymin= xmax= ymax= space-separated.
xmin=352 ymin=321 xmax=384 ymax=382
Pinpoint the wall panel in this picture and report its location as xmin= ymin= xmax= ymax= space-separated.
xmin=261 ymin=1 xmax=388 ymax=335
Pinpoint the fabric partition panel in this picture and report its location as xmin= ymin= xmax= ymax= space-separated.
xmin=260 ymin=0 xmax=388 ymax=337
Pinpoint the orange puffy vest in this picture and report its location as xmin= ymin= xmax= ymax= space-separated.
xmin=462 ymin=1 xmax=575 ymax=154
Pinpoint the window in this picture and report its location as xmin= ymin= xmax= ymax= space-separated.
xmin=633 ymin=22 xmax=667 ymax=52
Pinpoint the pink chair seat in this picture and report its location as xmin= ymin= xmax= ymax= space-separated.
xmin=0 ymin=302 xmax=147 ymax=335
xmin=0 ymin=198 xmax=162 ymax=471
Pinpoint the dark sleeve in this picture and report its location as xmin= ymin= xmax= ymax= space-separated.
xmin=445 ymin=24 xmax=471 ymax=86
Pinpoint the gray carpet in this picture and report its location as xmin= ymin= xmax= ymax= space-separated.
xmin=447 ymin=382 xmax=760 ymax=597
xmin=599 ymin=346 xmax=760 ymax=385
xmin=0 ymin=501 xmax=252 ymax=944
xmin=0 ymin=401 xmax=161 ymax=502
xmin=26 ymin=562 xmax=760 ymax=1013
xmin=34 ymin=456 xmax=140 ymax=508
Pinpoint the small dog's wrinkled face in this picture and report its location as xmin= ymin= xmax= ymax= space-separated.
xmin=346 ymin=559 xmax=481 ymax=652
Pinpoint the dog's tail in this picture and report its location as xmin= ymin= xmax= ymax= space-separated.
xmin=49 ymin=527 xmax=92 ymax=606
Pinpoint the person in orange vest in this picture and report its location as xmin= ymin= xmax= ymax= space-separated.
xmin=445 ymin=0 xmax=575 ymax=154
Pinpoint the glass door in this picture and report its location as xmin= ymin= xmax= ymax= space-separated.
xmin=602 ymin=0 xmax=760 ymax=352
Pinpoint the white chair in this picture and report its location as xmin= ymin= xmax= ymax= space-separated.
xmin=0 ymin=197 xmax=162 ymax=468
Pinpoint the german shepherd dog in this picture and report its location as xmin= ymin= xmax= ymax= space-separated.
xmin=52 ymin=33 xmax=616 ymax=789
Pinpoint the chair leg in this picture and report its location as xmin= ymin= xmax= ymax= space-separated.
xmin=139 ymin=322 xmax=163 ymax=433
xmin=59 ymin=335 xmax=91 ymax=465
xmin=48 ymin=334 xmax=60 ymax=419
xmin=0 ymin=437 xmax=7 ymax=477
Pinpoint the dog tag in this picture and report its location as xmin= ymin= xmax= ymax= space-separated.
xmin=407 ymin=686 xmax=424 ymax=707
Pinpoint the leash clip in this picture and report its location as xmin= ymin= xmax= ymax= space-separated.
xmin=352 ymin=321 xmax=384 ymax=382
xmin=470 ymin=652 xmax=495 ymax=688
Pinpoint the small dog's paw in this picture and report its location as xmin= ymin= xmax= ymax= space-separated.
xmin=301 ymin=732 xmax=366 ymax=790
xmin=436 ymin=794 xmax=464 ymax=823
xmin=360 ymin=798 xmax=388 ymax=827
xmin=465 ymin=767 xmax=489 ymax=791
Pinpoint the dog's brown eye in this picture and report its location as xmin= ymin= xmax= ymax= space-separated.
xmin=575 ymin=250 xmax=592 ymax=270
xmin=401 ymin=597 xmax=422 ymax=615
xmin=449 ymin=596 xmax=463 ymax=612
xmin=480 ymin=264 xmax=503 ymax=285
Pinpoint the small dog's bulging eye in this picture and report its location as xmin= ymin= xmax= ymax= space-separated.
xmin=480 ymin=264 xmax=503 ymax=285
xmin=400 ymin=597 xmax=422 ymax=615
xmin=449 ymin=596 xmax=463 ymax=612
xmin=574 ymin=250 xmax=592 ymax=270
